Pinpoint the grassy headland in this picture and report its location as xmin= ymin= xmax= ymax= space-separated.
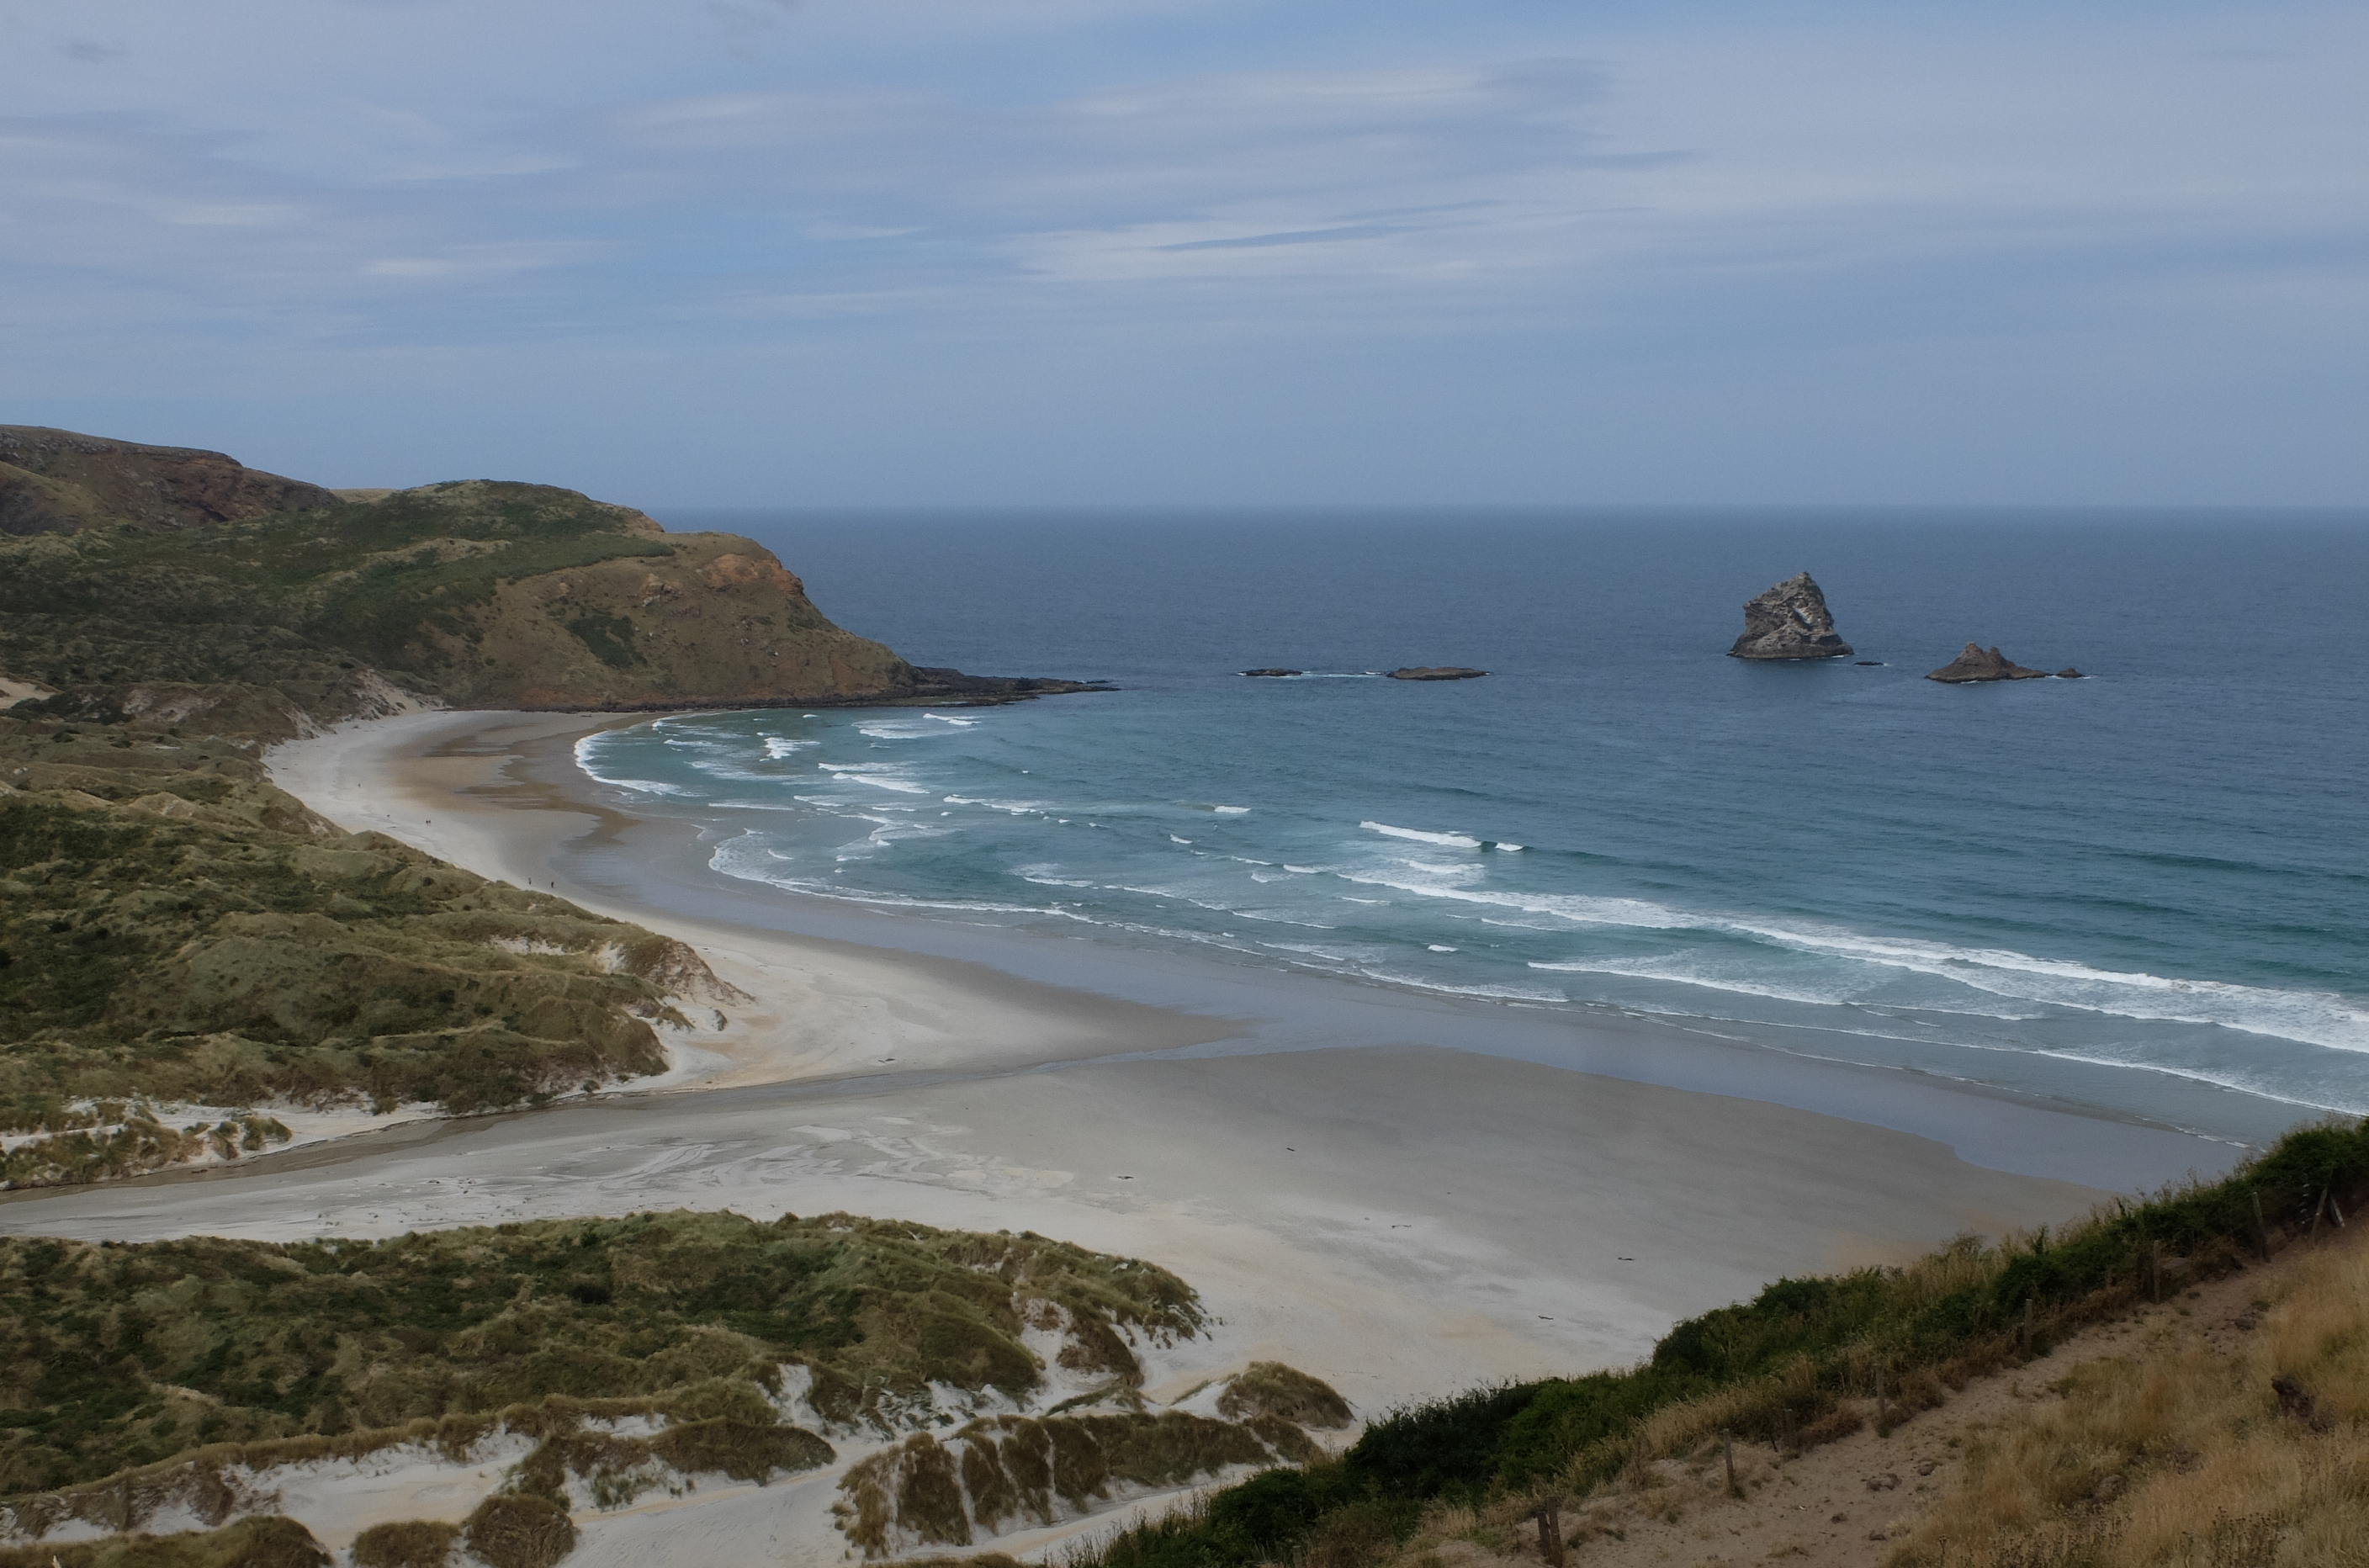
xmin=0 ymin=479 xmax=921 ymax=739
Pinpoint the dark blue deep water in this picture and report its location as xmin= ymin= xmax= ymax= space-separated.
xmin=593 ymin=511 xmax=2369 ymax=1122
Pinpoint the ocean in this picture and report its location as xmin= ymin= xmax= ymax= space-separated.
xmin=576 ymin=510 xmax=2369 ymax=1142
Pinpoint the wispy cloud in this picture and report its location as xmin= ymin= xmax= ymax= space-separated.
xmin=0 ymin=2 xmax=2361 ymax=502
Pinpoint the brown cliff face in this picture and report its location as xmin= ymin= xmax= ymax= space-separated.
xmin=0 ymin=425 xmax=339 ymax=536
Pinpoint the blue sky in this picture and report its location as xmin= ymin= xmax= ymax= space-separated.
xmin=3 ymin=0 xmax=2362 ymax=506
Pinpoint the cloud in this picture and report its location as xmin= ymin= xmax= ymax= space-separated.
xmin=0 ymin=2 xmax=2361 ymax=501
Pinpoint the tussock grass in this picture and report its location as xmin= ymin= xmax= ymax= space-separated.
xmin=836 ymin=1397 xmax=1345 ymax=1559
xmin=0 ymin=1514 xmax=327 ymax=1568
xmin=1893 ymin=1232 xmax=2369 ymax=1567
xmin=464 ymin=1492 xmax=575 ymax=1568
xmin=1216 ymin=1364 xmax=1354 ymax=1430
xmin=349 ymin=1519 xmax=459 ymax=1568
xmin=0 ymin=1209 xmax=1196 ymax=1505
xmin=1068 ymin=1117 xmax=2369 ymax=1568
xmin=0 ymin=726 xmax=719 ymax=1184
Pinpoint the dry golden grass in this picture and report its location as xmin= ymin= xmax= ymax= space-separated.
xmin=1894 ymin=1233 xmax=2369 ymax=1567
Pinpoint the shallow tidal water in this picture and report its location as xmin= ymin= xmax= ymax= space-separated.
xmin=580 ymin=509 xmax=2369 ymax=1139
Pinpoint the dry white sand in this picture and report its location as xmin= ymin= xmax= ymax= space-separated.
xmin=0 ymin=709 xmax=2185 ymax=1564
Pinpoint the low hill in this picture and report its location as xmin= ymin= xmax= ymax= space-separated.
xmin=0 ymin=455 xmax=1098 ymax=742
xmin=0 ymin=426 xmax=338 ymax=538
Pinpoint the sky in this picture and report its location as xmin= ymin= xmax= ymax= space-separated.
xmin=3 ymin=0 xmax=2363 ymax=507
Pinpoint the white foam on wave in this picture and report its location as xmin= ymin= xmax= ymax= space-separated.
xmin=1361 ymin=821 xmax=1483 ymax=849
xmin=824 ymin=774 xmax=930 ymax=795
xmin=942 ymin=794 xmax=1047 ymax=815
xmin=571 ymin=730 xmax=697 ymax=797
xmin=763 ymin=737 xmax=815 ymax=759
xmin=925 ymin=712 xmax=978 ymax=726
xmin=1358 ymin=970 xmax=1566 ymax=1004
xmin=855 ymin=719 xmax=951 ymax=741
xmin=1529 ymin=956 xmax=1855 ymax=1009
xmin=1013 ymin=864 xmax=1095 ymax=888
xmin=1347 ymin=867 xmax=2369 ymax=1053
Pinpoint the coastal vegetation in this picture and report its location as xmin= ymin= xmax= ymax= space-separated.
xmin=1070 ymin=1115 xmax=2369 ymax=1568
xmin=0 ymin=475 xmax=920 ymax=739
xmin=0 ymin=718 xmax=713 ymax=1186
xmin=0 ymin=1210 xmax=1244 ymax=1539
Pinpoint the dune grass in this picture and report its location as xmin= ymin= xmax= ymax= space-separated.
xmin=0 ymin=723 xmax=717 ymax=1184
xmin=1891 ymin=1226 xmax=2369 ymax=1567
xmin=0 ymin=1514 xmax=327 ymax=1568
xmin=0 ymin=1209 xmax=1200 ymax=1502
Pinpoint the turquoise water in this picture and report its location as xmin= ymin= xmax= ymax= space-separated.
xmin=583 ymin=511 xmax=2369 ymax=1125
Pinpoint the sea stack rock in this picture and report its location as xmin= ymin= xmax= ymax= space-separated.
xmin=1728 ymin=573 xmax=1853 ymax=660
xmin=1388 ymin=666 xmax=1487 ymax=681
xmin=1926 ymin=644 xmax=2051 ymax=683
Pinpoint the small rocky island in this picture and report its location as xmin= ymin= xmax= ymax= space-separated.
xmin=1388 ymin=666 xmax=1487 ymax=681
xmin=1729 ymin=572 xmax=1853 ymax=660
xmin=1926 ymin=644 xmax=2051 ymax=683
xmin=1241 ymin=668 xmax=1303 ymax=677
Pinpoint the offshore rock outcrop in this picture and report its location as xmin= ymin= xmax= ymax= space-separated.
xmin=1388 ymin=666 xmax=1487 ymax=681
xmin=1926 ymin=644 xmax=2052 ymax=683
xmin=1728 ymin=572 xmax=1853 ymax=660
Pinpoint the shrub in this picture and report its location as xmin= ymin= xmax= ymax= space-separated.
xmin=349 ymin=1519 xmax=458 ymax=1568
xmin=1215 ymin=1363 xmax=1352 ymax=1429
xmin=464 ymin=1495 xmax=575 ymax=1568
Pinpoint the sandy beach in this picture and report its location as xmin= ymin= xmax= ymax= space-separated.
xmin=0 ymin=707 xmax=2243 ymax=1564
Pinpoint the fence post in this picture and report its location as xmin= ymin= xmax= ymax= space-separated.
xmin=1725 ymin=1429 xmax=1739 ymax=1497
xmin=2252 ymin=1189 xmax=2271 ymax=1263
xmin=1535 ymin=1497 xmax=1566 ymax=1568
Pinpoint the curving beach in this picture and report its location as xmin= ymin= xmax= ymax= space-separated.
xmin=0 ymin=704 xmax=2244 ymax=1560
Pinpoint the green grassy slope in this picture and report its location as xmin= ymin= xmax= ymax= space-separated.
xmin=0 ymin=719 xmax=716 ymax=1186
xmin=1079 ymin=1116 xmax=2369 ymax=1568
xmin=0 ymin=479 xmax=935 ymax=738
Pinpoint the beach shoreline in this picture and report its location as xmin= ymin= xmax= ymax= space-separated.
xmin=0 ymin=706 xmax=2257 ymax=1564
